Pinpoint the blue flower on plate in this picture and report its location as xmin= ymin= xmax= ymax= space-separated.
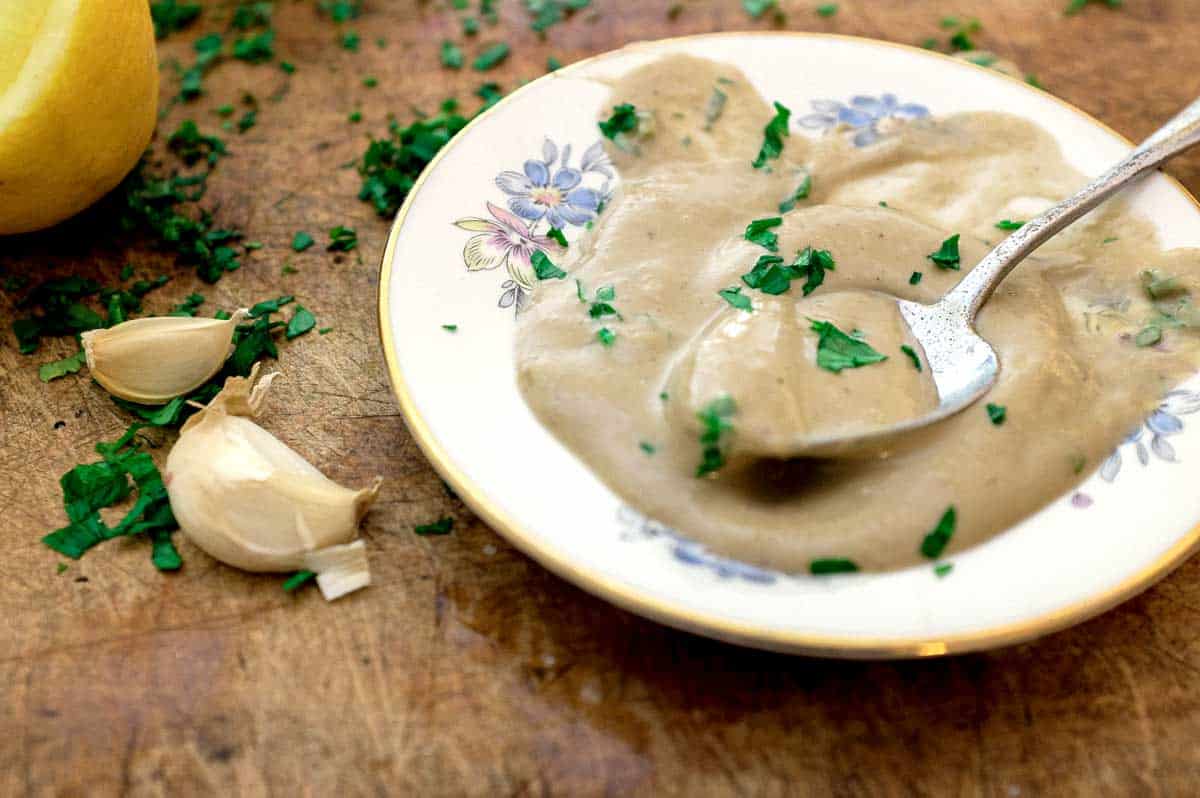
xmin=495 ymin=139 xmax=610 ymax=229
xmin=798 ymin=94 xmax=930 ymax=147
xmin=1100 ymin=389 xmax=1200 ymax=481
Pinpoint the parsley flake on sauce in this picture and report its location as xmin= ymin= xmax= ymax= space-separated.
xmin=597 ymin=327 xmax=616 ymax=347
xmin=718 ymin=286 xmax=753 ymax=311
xmin=934 ymin=563 xmax=954 ymax=578
xmin=778 ymin=173 xmax=812 ymax=213
xmin=920 ymin=506 xmax=956 ymax=559
xmin=810 ymin=319 xmax=887 ymax=373
xmin=810 ymin=558 xmax=858 ymax=575
xmin=986 ymin=402 xmax=1006 ymax=425
xmin=695 ymin=396 xmax=736 ymax=478
xmin=599 ymin=103 xmax=639 ymax=140
xmin=547 ymin=227 xmax=569 ymax=247
xmin=900 ymin=344 xmax=922 ymax=371
xmin=532 ymin=250 xmax=567 ymax=280
xmin=639 ymin=441 xmax=656 ymax=455
xmin=793 ymin=247 xmax=835 ymax=296
xmin=928 ymin=234 xmax=962 ymax=269
xmin=752 ymin=101 xmax=791 ymax=170
xmin=995 ymin=219 xmax=1025 ymax=230
xmin=741 ymin=254 xmax=789 ymax=294
xmin=442 ymin=324 xmax=458 ymax=332
xmin=909 ymin=271 xmax=923 ymax=285
xmin=745 ymin=217 xmax=782 ymax=251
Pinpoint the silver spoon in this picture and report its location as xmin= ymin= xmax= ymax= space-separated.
xmin=799 ymin=95 xmax=1200 ymax=458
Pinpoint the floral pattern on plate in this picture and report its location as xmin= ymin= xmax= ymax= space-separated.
xmin=797 ymin=94 xmax=930 ymax=146
xmin=1100 ymin=390 xmax=1200 ymax=481
xmin=454 ymin=138 xmax=612 ymax=310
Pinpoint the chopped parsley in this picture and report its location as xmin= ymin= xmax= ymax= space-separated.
xmin=815 ymin=3 xmax=838 ymax=16
xmin=39 ymin=350 xmax=87 ymax=383
xmin=934 ymin=563 xmax=954 ymax=578
xmin=327 ymin=225 xmax=358 ymax=251
xmin=639 ymin=441 xmax=656 ymax=455
xmin=167 ymin=120 xmax=226 ymax=166
xmin=319 ymin=327 xmax=334 ymax=335
xmin=151 ymin=0 xmax=202 ymax=39
xmin=900 ymin=344 xmax=921 ymax=371
xmin=810 ymin=558 xmax=858 ymax=575
xmin=318 ymin=0 xmax=362 ymax=21
xmin=596 ymin=327 xmax=615 ymax=346
xmin=599 ymin=103 xmax=639 ymax=140
xmin=695 ymin=396 xmax=736 ymax=478
xmin=792 ymin=247 xmax=835 ymax=296
xmin=547 ymin=227 xmax=568 ymax=247
xmin=232 ymin=29 xmax=275 ymax=63
xmin=1065 ymin=0 xmax=1122 ymax=14
xmin=476 ymin=82 xmax=505 ymax=109
xmin=995 ymin=219 xmax=1025 ymax=230
xmin=920 ymin=506 xmax=956 ymax=559
xmin=741 ymin=248 xmax=834 ymax=296
xmin=442 ymin=324 xmax=458 ymax=332
xmin=927 ymin=234 xmax=962 ymax=269
xmin=547 ymin=56 xmax=563 ymax=71
xmin=283 ymin=570 xmax=316 ymax=592
xmin=285 ymin=306 xmax=317 ymax=340
xmin=472 ymin=42 xmax=510 ymax=71
xmin=718 ymin=286 xmax=753 ymax=311
xmin=363 ymin=76 xmax=378 ymax=88
xmin=588 ymin=284 xmax=621 ymax=319
xmin=463 ymin=17 xmax=480 ymax=35
xmin=986 ymin=403 xmax=1006 ymax=425
xmin=415 ymin=517 xmax=454 ymax=535
xmin=292 ymin=231 xmax=315 ymax=252
xmin=525 ymin=0 xmax=591 ymax=32
xmin=752 ymin=101 xmax=791 ymax=170
xmin=810 ymin=319 xmax=887 ymax=373
xmin=348 ymin=111 xmax=362 ymax=123
xmin=341 ymin=31 xmax=361 ymax=51
xmin=358 ymin=100 xmax=469 ymax=216
xmin=744 ymin=217 xmax=782 ymax=251
xmin=909 ymin=271 xmax=923 ymax=285
xmin=778 ymin=173 xmax=812 ymax=213
xmin=531 ymin=250 xmax=567 ymax=280
xmin=703 ymin=87 xmax=728 ymax=130
xmin=237 ymin=110 xmax=257 ymax=133
xmin=441 ymin=40 xmax=464 ymax=69
xmin=742 ymin=0 xmax=776 ymax=19
xmin=1135 ymin=326 xmax=1162 ymax=347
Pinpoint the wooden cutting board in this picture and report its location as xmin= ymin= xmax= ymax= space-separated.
xmin=3 ymin=1 xmax=1199 ymax=794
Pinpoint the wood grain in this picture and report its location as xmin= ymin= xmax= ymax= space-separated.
xmin=4 ymin=1 xmax=1200 ymax=795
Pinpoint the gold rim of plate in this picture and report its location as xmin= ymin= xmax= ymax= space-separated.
xmin=375 ymin=32 xmax=1200 ymax=658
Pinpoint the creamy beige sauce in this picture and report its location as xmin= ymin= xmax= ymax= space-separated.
xmin=515 ymin=54 xmax=1200 ymax=572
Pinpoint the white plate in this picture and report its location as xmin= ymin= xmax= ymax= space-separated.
xmin=378 ymin=33 xmax=1200 ymax=657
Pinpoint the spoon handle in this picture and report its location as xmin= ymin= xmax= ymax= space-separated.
xmin=945 ymin=95 xmax=1200 ymax=317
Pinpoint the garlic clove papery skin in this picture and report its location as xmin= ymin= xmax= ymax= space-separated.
xmin=165 ymin=367 xmax=381 ymax=595
xmin=81 ymin=309 xmax=250 ymax=405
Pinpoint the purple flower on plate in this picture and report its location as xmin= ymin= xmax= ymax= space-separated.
xmin=496 ymin=139 xmax=608 ymax=229
xmin=798 ymin=94 xmax=930 ymax=147
xmin=453 ymin=201 xmax=556 ymax=291
xmin=1100 ymin=389 xmax=1200 ymax=481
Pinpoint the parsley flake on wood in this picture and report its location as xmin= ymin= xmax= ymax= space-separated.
xmin=39 ymin=350 xmax=87 ymax=383
xmin=441 ymin=40 xmax=464 ymax=69
xmin=358 ymin=101 xmax=469 ymax=217
xmin=167 ymin=120 xmax=227 ymax=166
xmin=810 ymin=558 xmax=858 ymax=575
xmin=472 ymin=42 xmax=510 ymax=71
xmin=778 ymin=173 xmax=812 ymax=213
xmin=151 ymin=0 xmax=202 ymax=39
xmin=742 ymin=0 xmax=776 ymax=19
xmin=752 ymin=101 xmax=791 ymax=170
xmin=285 ymin=306 xmax=317 ymax=340
xmin=920 ymin=506 xmax=956 ymax=559
xmin=810 ymin=319 xmax=887 ymax=373
xmin=815 ymin=3 xmax=838 ymax=16
xmin=986 ymin=403 xmax=1006 ymax=425
xmin=525 ymin=0 xmax=591 ymax=32
xmin=745 ymin=217 xmax=782 ymax=251
xmin=718 ymin=286 xmax=753 ymax=311
xmin=531 ymin=250 xmax=567 ymax=280
xmin=415 ymin=517 xmax=454 ymax=535
xmin=1065 ymin=0 xmax=1122 ymax=14
xmin=283 ymin=570 xmax=316 ymax=591
xmin=476 ymin=82 xmax=505 ymax=109
xmin=232 ymin=29 xmax=275 ymax=63
xmin=327 ymin=225 xmax=358 ymax=251
xmin=319 ymin=0 xmax=363 ymax=20
xmin=231 ymin=3 xmax=273 ymax=30
xmin=927 ymin=234 xmax=962 ymax=269
xmin=291 ymin=231 xmax=315 ymax=252
xmin=342 ymin=31 xmax=361 ymax=51
xmin=995 ymin=219 xmax=1025 ymax=230
xmin=599 ymin=103 xmax=639 ymax=140
xmin=695 ymin=396 xmax=736 ymax=478
xmin=900 ymin=344 xmax=922 ymax=371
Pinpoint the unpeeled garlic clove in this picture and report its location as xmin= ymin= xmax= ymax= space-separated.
xmin=165 ymin=365 xmax=381 ymax=600
xmin=81 ymin=309 xmax=250 ymax=405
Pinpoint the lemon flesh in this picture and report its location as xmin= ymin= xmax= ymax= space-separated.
xmin=0 ymin=0 xmax=158 ymax=234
